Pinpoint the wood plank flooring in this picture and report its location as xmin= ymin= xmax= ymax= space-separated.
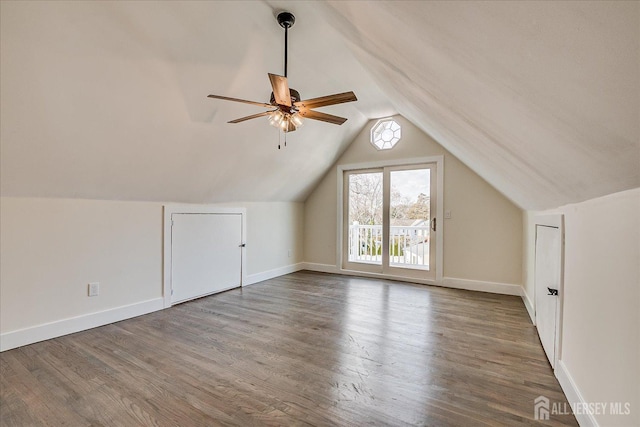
xmin=1 ymin=271 xmax=578 ymax=426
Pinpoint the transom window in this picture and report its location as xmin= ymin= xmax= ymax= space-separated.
xmin=370 ymin=119 xmax=401 ymax=150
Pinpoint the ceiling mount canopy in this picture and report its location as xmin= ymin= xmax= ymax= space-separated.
xmin=207 ymin=11 xmax=357 ymax=136
xmin=277 ymin=11 xmax=295 ymax=29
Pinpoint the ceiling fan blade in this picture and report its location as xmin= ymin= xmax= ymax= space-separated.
xmin=207 ymin=94 xmax=272 ymax=108
xmin=228 ymin=110 xmax=275 ymax=124
xmin=299 ymin=109 xmax=348 ymax=125
xmin=268 ymin=73 xmax=292 ymax=107
xmin=294 ymin=91 xmax=357 ymax=109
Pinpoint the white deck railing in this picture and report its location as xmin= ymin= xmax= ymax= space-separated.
xmin=348 ymin=224 xmax=430 ymax=269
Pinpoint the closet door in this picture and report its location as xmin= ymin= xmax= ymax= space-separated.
xmin=171 ymin=213 xmax=242 ymax=304
xmin=534 ymin=224 xmax=561 ymax=368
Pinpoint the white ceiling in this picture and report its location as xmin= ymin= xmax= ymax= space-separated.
xmin=1 ymin=1 xmax=638 ymax=210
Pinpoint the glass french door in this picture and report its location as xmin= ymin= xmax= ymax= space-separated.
xmin=343 ymin=164 xmax=437 ymax=280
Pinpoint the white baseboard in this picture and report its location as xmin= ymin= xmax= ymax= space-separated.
xmin=302 ymin=262 xmax=340 ymax=274
xmin=302 ymin=262 xmax=437 ymax=285
xmin=0 ymin=298 xmax=164 ymax=352
xmin=1 ymin=262 xmax=306 ymax=352
xmin=245 ymin=262 xmax=305 ymax=286
xmin=556 ymin=360 xmax=598 ymax=427
xmin=520 ymin=288 xmax=535 ymax=324
xmin=302 ymin=263 xmax=521 ymax=296
xmin=441 ymin=277 xmax=521 ymax=296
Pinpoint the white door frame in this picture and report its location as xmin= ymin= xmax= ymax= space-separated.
xmin=533 ymin=213 xmax=565 ymax=368
xmin=163 ymin=205 xmax=247 ymax=308
xmin=337 ymin=156 xmax=444 ymax=284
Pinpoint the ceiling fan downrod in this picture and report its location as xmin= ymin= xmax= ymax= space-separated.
xmin=277 ymin=12 xmax=295 ymax=78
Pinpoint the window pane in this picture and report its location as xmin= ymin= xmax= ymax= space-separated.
xmin=389 ymin=169 xmax=430 ymax=270
xmin=348 ymin=172 xmax=383 ymax=264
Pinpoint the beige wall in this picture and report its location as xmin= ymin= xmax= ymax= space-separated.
xmin=523 ymin=188 xmax=639 ymax=426
xmin=304 ymin=115 xmax=523 ymax=285
xmin=0 ymin=197 xmax=304 ymax=335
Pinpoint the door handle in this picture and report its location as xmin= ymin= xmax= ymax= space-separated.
xmin=239 ymin=243 xmax=246 ymax=248
xmin=547 ymin=287 xmax=558 ymax=296
xmin=431 ymin=217 xmax=436 ymax=231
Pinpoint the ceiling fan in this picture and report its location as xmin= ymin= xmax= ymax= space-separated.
xmin=207 ymin=11 xmax=357 ymax=134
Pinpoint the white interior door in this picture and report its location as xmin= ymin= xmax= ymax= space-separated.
xmin=171 ymin=213 xmax=242 ymax=304
xmin=534 ymin=225 xmax=561 ymax=367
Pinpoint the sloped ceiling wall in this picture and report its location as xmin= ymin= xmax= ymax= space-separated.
xmin=0 ymin=1 xmax=395 ymax=203
xmin=319 ymin=1 xmax=639 ymax=210
xmin=1 ymin=1 xmax=638 ymax=210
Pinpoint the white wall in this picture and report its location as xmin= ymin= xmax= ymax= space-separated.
xmin=523 ymin=188 xmax=639 ymax=427
xmin=243 ymin=202 xmax=304 ymax=278
xmin=0 ymin=198 xmax=162 ymax=334
xmin=0 ymin=197 xmax=304 ymax=350
xmin=304 ymin=115 xmax=523 ymax=288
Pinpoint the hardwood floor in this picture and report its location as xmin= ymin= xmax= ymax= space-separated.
xmin=1 ymin=271 xmax=577 ymax=426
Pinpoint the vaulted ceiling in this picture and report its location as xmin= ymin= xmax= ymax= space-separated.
xmin=1 ymin=1 xmax=638 ymax=210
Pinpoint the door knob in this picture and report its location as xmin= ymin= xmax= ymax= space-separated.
xmin=547 ymin=287 xmax=558 ymax=296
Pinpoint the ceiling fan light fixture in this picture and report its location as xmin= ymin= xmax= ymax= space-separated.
xmin=269 ymin=110 xmax=285 ymax=127
xmin=269 ymin=111 xmax=304 ymax=133
xmin=291 ymin=112 xmax=304 ymax=128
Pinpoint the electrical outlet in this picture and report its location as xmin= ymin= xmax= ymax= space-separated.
xmin=445 ymin=210 xmax=452 ymax=219
xmin=288 ymin=249 xmax=291 ymax=258
xmin=88 ymin=282 xmax=100 ymax=297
